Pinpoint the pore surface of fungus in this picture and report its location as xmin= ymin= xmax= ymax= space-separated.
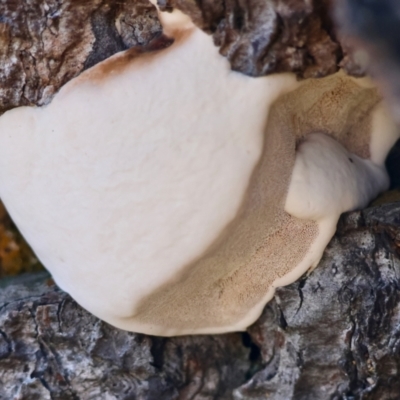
xmin=0 ymin=7 xmax=397 ymax=336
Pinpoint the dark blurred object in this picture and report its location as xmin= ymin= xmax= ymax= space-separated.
xmin=386 ymin=138 xmax=400 ymax=189
xmin=334 ymin=0 xmax=400 ymax=123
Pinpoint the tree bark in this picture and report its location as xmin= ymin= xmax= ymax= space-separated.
xmin=0 ymin=0 xmax=365 ymax=118
xmin=0 ymin=0 xmax=162 ymax=113
xmin=2 ymin=203 xmax=400 ymax=399
xmin=0 ymin=273 xmax=251 ymax=399
xmin=239 ymin=202 xmax=400 ymax=399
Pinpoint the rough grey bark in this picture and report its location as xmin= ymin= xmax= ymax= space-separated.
xmin=0 ymin=273 xmax=251 ymax=400
xmin=0 ymin=0 xmax=366 ymax=118
xmin=0 ymin=0 xmax=162 ymax=113
xmin=2 ymin=203 xmax=400 ymax=399
xmin=161 ymin=0 xmax=342 ymax=78
xmin=237 ymin=202 xmax=400 ymax=399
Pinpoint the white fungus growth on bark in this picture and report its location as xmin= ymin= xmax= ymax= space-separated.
xmin=0 ymin=5 xmax=397 ymax=336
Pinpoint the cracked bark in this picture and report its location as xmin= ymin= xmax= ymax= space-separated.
xmin=0 ymin=0 xmax=162 ymax=114
xmin=0 ymin=273 xmax=251 ymax=399
xmin=2 ymin=0 xmax=400 ymax=399
xmin=237 ymin=202 xmax=400 ymax=399
xmin=159 ymin=0 xmax=342 ymax=78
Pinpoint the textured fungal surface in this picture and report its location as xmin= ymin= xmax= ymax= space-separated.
xmin=0 ymin=8 xmax=395 ymax=336
xmin=135 ymin=72 xmax=392 ymax=335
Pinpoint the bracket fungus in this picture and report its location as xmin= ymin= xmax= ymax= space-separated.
xmin=0 ymin=5 xmax=398 ymax=336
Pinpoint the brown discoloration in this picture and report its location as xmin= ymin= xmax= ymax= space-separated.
xmin=72 ymin=33 xmax=174 ymax=85
xmin=58 ymin=28 xmax=193 ymax=98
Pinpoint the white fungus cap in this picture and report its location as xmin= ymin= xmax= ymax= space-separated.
xmin=0 ymin=5 xmax=397 ymax=336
